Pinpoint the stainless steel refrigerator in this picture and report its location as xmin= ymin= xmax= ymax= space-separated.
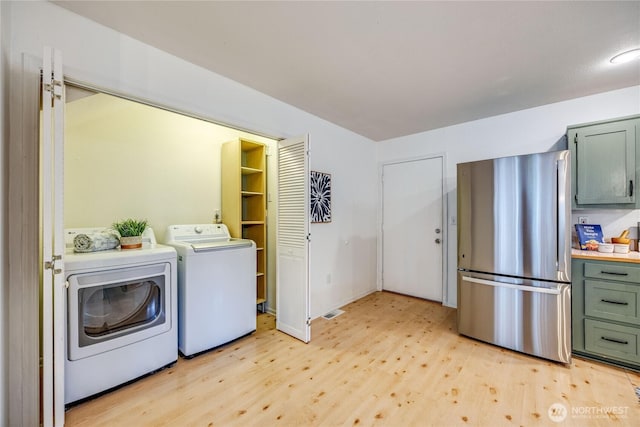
xmin=457 ymin=150 xmax=571 ymax=363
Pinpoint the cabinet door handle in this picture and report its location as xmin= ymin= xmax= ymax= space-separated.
xmin=630 ymin=180 xmax=634 ymax=197
xmin=600 ymin=271 xmax=629 ymax=276
xmin=601 ymin=336 xmax=629 ymax=345
xmin=600 ymin=299 xmax=629 ymax=306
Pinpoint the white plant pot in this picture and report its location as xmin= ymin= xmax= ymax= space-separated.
xmin=120 ymin=235 xmax=142 ymax=249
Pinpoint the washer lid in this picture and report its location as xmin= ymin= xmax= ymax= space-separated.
xmin=190 ymin=238 xmax=253 ymax=252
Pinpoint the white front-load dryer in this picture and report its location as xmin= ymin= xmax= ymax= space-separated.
xmin=64 ymin=228 xmax=177 ymax=404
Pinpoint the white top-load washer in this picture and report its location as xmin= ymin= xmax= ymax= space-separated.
xmin=64 ymin=227 xmax=177 ymax=404
xmin=164 ymin=224 xmax=256 ymax=357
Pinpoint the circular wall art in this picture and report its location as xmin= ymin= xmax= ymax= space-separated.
xmin=310 ymin=171 xmax=331 ymax=223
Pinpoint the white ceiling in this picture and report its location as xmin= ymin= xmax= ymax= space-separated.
xmin=53 ymin=1 xmax=640 ymax=141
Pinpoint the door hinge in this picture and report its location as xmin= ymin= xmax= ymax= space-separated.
xmin=44 ymin=254 xmax=63 ymax=274
xmin=306 ymin=233 xmax=311 ymax=241
xmin=43 ymin=78 xmax=63 ymax=100
xmin=306 ymin=317 xmax=311 ymax=326
xmin=574 ymin=134 xmax=578 ymax=144
xmin=53 ymin=79 xmax=63 ymax=100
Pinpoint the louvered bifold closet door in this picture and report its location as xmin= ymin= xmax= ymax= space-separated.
xmin=276 ymin=135 xmax=310 ymax=342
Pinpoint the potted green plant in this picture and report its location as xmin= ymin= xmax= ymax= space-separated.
xmin=112 ymin=218 xmax=148 ymax=249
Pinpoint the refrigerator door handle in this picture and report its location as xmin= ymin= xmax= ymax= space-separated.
xmin=461 ymin=276 xmax=562 ymax=295
xmin=557 ymin=158 xmax=569 ymax=280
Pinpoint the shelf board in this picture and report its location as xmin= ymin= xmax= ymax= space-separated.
xmin=241 ymin=166 xmax=262 ymax=175
xmin=241 ymin=139 xmax=264 ymax=151
xmin=242 ymin=220 xmax=265 ymax=225
xmin=256 ymin=272 xmax=265 ymax=277
xmin=256 ymin=298 xmax=266 ymax=305
xmin=256 ymin=247 xmax=264 ymax=251
xmin=241 ymin=191 xmax=263 ymax=197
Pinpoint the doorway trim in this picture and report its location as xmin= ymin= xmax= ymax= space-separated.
xmin=377 ymin=153 xmax=448 ymax=303
xmin=8 ymin=53 xmax=41 ymax=426
xmin=9 ymin=57 xmax=291 ymax=425
xmin=64 ymin=77 xmax=282 ymax=141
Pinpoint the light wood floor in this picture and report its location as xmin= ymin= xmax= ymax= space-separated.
xmin=65 ymin=291 xmax=639 ymax=426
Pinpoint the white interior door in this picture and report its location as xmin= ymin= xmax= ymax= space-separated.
xmin=382 ymin=157 xmax=444 ymax=301
xmin=276 ymin=135 xmax=310 ymax=342
xmin=41 ymin=46 xmax=66 ymax=427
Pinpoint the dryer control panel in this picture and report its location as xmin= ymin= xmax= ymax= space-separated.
xmin=165 ymin=223 xmax=231 ymax=242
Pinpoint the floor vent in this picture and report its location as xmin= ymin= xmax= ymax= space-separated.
xmin=322 ymin=309 xmax=345 ymax=320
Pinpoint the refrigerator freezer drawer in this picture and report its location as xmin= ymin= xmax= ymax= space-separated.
xmin=457 ymin=274 xmax=571 ymax=363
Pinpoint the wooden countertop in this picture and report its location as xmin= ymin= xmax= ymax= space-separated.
xmin=572 ymin=248 xmax=640 ymax=264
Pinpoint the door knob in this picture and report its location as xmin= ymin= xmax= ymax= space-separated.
xmin=435 ymin=228 xmax=441 ymax=234
xmin=435 ymin=238 xmax=441 ymax=244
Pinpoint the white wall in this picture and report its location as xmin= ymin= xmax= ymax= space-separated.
xmin=0 ymin=0 xmax=9 ymax=423
xmin=570 ymin=209 xmax=640 ymax=250
xmin=8 ymin=1 xmax=378 ymax=323
xmin=64 ymin=92 xmax=275 ymax=243
xmin=310 ymin=126 xmax=379 ymax=316
xmin=377 ymin=86 xmax=640 ymax=307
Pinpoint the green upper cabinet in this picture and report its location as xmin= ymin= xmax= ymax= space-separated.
xmin=569 ymin=116 xmax=640 ymax=209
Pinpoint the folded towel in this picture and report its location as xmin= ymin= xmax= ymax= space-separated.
xmin=73 ymin=231 xmax=120 ymax=253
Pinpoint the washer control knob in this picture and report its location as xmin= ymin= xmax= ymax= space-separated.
xmin=194 ymin=226 xmax=203 ymax=234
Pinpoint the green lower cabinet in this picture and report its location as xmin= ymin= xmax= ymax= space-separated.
xmin=584 ymin=319 xmax=640 ymax=364
xmin=584 ymin=280 xmax=640 ymax=325
xmin=572 ymin=258 xmax=640 ymax=370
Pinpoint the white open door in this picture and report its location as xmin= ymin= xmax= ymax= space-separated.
xmin=276 ymin=135 xmax=310 ymax=342
xmin=41 ymin=46 xmax=66 ymax=427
